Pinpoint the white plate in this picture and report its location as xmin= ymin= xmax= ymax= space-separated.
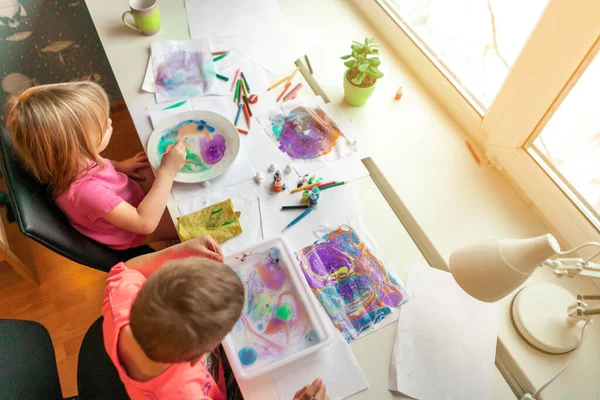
xmin=147 ymin=110 xmax=240 ymax=183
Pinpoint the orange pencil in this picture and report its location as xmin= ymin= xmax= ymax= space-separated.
xmin=285 ymin=66 xmax=300 ymax=86
xmin=242 ymin=103 xmax=251 ymax=128
xmin=237 ymin=127 xmax=248 ymax=135
xmin=277 ymin=82 xmax=291 ymax=102
xmin=465 ymin=140 xmax=481 ymax=164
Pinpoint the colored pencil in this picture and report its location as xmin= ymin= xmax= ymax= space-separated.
xmin=241 ymin=78 xmax=249 ymax=98
xmin=213 ymin=53 xmax=228 ymax=62
xmin=216 ymin=73 xmax=229 ymax=82
xmin=242 ymin=103 xmax=251 ymax=128
xmin=240 ymin=72 xmax=251 ymax=92
xmin=304 ymin=55 xmax=313 ymax=74
xmin=268 ymin=75 xmax=290 ymax=91
xmin=277 ymin=82 xmax=291 ymax=102
xmin=212 ymin=51 xmax=229 ymax=56
xmin=281 ymin=205 xmax=311 ymax=210
xmin=291 ymin=180 xmax=335 ymax=194
xmin=242 ymin=95 xmax=253 ymax=117
xmin=234 ymin=103 xmax=243 ymax=126
xmin=231 ymin=68 xmax=241 ymax=90
xmin=465 ymin=140 xmax=481 ymax=164
xmin=283 ymin=83 xmax=303 ymax=101
xmin=281 ymin=207 xmax=313 ymax=232
xmin=234 ymin=79 xmax=241 ymax=102
xmin=286 ymin=66 xmax=300 ymax=86
xmin=237 ymin=127 xmax=248 ymax=135
xmin=319 ymin=181 xmax=346 ymax=191
xmin=163 ymin=100 xmax=186 ymax=110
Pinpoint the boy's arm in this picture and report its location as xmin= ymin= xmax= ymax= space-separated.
xmin=125 ymin=236 xmax=224 ymax=278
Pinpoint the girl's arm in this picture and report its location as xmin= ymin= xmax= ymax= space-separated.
xmin=103 ymin=142 xmax=186 ymax=235
xmin=125 ymin=235 xmax=223 ymax=277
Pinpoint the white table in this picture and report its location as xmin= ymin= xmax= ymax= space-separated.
xmin=86 ymin=0 xmax=515 ymax=398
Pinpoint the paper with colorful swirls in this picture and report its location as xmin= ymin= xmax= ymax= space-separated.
xmin=297 ymin=224 xmax=409 ymax=342
xmin=258 ymin=97 xmax=356 ymax=163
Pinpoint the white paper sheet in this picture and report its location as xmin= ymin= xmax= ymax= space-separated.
xmin=149 ymin=97 xmax=237 ymax=129
xmin=151 ymin=39 xmax=219 ymax=103
xmin=270 ymin=308 xmax=369 ymax=400
xmin=142 ymin=56 xmax=155 ymax=93
xmin=177 ymin=193 xmax=262 ymax=255
xmin=170 ymin=145 xmax=255 ymax=203
xmin=389 ymin=263 xmax=499 ymax=400
xmin=256 ymin=96 xmax=359 ymax=177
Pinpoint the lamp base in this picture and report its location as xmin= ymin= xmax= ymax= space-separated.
xmin=511 ymin=283 xmax=583 ymax=354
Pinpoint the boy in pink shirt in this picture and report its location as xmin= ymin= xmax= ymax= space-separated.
xmin=103 ymin=235 xmax=330 ymax=400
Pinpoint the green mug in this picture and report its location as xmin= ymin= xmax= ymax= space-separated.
xmin=122 ymin=0 xmax=161 ymax=36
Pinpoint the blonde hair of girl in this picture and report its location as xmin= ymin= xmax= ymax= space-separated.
xmin=4 ymin=81 xmax=110 ymax=198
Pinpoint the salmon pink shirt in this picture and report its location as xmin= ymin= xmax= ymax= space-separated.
xmin=55 ymin=158 xmax=145 ymax=250
xmin=102 ymin=263 xmax=227 ymax=400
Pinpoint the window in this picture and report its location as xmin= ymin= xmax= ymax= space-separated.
xmin=383 ymin=0 xmax=548 ymax=110
xmin=529 ymin=52 xmax=600 ymax=229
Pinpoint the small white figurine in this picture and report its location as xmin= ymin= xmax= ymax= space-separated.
xmin=284 ymin=164 xmax=293 ymax=174
xmin=254 ymin=172 xmax=264 ymax=184
xmin=201 ymin=181 xmax=210 ymax=188
xmin=268 ymin=164 xmax=277 ymax=173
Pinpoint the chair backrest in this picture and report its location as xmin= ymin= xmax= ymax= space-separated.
xmin=0 ymin=319 xmax=63 ymax=400
xmin=0 ymin=126 xmax=153 ymax=272
xmin=77 ymin=317 xmax=129 ymax=400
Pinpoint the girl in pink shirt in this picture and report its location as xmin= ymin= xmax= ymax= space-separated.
xmin=5 ymin=81 xmax=186 ymax=249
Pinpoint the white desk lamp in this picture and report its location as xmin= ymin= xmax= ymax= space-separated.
xmin=449 ymin=234 xmax=600 ymax=354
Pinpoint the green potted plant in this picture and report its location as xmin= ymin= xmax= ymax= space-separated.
xmin=341 ymin=37 xmax=384 ymax=107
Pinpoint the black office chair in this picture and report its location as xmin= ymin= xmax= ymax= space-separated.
xmin=77 ymin=317 xmax=128 ymax=400
xmin=0 ymin=319 xmax=66 ymax=399
xmin=0 ymin=126 xmax=154 ymax=272
xmin=0 ymin=318 xmax=128 ymax=400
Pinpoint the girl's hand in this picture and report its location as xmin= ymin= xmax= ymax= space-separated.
xmin=294 ymin=379 xmax=329 ymax=400
xmin=114 ymin=152 xmax=150 ymax=180
xmin=160 ymin=141 xmax=186 ymax=177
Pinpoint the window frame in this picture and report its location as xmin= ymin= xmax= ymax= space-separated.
xmin=353 ymin=0 xmax=600 ymax=250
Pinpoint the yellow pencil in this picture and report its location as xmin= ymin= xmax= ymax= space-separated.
xmin=241 ymin=78 xmax=249 ymax=97
xmin=268 ymin=75 xmax=290 ymax=91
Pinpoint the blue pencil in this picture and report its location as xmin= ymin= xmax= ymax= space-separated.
xmin=281 ymin=207 xmax=313 ymax=233
xmin=241 ymin=72 xmax=251 ymax=92
xmin=234 ymin=103 xmax=243 ymax=126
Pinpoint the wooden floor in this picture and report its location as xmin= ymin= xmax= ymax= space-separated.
xmin=0 ymin=103 xmax=142 ymax=398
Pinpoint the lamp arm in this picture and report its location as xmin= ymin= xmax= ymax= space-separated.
xmin=543 ymin=259 xmax=600 ymax=279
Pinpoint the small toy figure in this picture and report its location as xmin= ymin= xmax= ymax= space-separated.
xmin=254 ymin=172 xmax=264 ymax=184
xmin=273 ymin=169 xmax=282 ymax=182
xmin=284 ymin=164 xmax=293 ymax=174
xmin=268 ymin=164 xmax=276 ymax=173
xmin=201 ymin=180 xmax=210 ymax=188
xmin=309 ymin=186 xmax=320 ymax=206
xmin=273 ymin=178 xmax=283 ymax=192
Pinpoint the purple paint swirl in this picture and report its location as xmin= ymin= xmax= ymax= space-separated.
xmin=199 ymin=133 xmax=226 ymax=165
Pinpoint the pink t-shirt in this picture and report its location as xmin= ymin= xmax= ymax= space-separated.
xmin=55 ymin=158 xmax=145 ymax=250
xmin=102 ymin=263 xmax=227 ymax=400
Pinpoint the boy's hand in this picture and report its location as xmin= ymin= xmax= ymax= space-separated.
xmin=181 ymin=235 xmax=224 ymax=262
xmin=160 ymin=141 xmax=186 ymax=177
xmin=294 ymin=379 xmax=329 ymax=400
xmin=113 ymin=152 xmax=150 ymax=180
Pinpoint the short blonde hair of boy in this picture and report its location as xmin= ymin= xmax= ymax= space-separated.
xmin=4 ymin=81 xmax=110 ymax=197
xmin=130 ymin=257 xmax=245 ymax=363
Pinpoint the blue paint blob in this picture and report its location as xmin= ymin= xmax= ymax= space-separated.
xmin=304 ymin=330 xmax=319 ymax=344
xmin=257 ymin=323 xmax=264 ymax=331
xmin=238 ymin=346 xmax=258 ymax=366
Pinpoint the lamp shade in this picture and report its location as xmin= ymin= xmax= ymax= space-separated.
xmin=448 ymin=234 xmax=561 ymax=302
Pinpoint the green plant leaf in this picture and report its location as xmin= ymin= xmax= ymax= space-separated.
xmin=371 ymin=48 xmax=379 ymax=54
xmin=368 ymin=66 xmax=384 ymax=78
xmin=357 ymin=71 xmax=366 ymax=83
xmin=344 ymin=60 xmax=355 ymax=69
xmin=341 ymin=55 xmax=352 ymax=60
xmin=352 ymin=50 xmax=358 ymax=58
xmin=368 ymin=58 xmax=381 ymax=66
xmin=352 ymin=40 xmax=362 ymax=45
xmin=358 ymin=63 xmax=368 ymax=72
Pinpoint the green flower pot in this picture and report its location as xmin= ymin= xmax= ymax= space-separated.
xmin=343 ymin=70 xmax=376 ymax=107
